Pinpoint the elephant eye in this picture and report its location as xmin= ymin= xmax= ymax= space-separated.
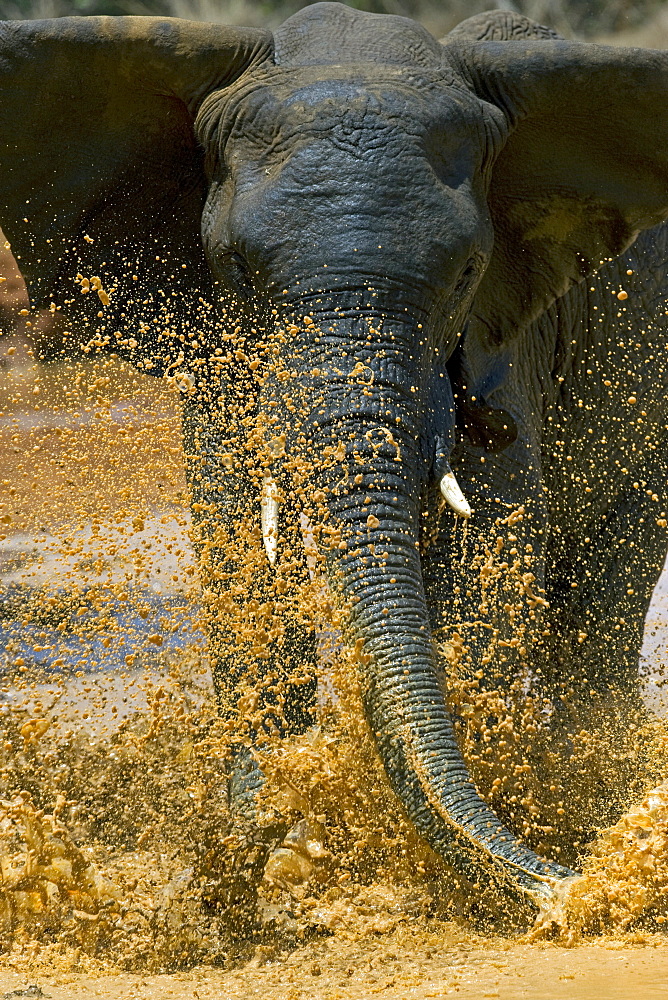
xmin=454 ymin=254 xmax=483 ymax=296
xmin=215 ymin=248 xmax=254 ymax=299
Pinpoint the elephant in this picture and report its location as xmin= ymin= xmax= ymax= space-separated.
xmin=1 ymin=1 xmax=668 ymax=914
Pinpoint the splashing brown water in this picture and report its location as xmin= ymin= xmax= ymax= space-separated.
xmin=1 ymin=345 xmax=668 ymax=997
xmin=533 ymin=778 xmax=668 ymax=943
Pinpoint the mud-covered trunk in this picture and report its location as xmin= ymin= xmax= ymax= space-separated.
xmin=281 ymin=307 xmax=575 ymax=904
xmin=183 ymin=309 xmax=573 ymax=909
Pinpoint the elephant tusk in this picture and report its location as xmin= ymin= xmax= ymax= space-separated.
xmin=261 ymin=475 xmax=279 ymax=566
xmin=439 ymin=468 xmax=472 ymax=518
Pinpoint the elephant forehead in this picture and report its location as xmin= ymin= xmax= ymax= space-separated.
xmin=278 ymin=80 xmax=420 ymax=153
xmin=219 ymin=70 xmax=484 ymax=164
xmin=281 ymin=76 xmax=430 ymax=124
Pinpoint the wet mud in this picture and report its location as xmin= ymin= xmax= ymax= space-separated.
xmin=1 ymin=348 xmax=668 ymax=997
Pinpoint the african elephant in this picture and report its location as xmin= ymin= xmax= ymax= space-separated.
xmin=1 ymin=2 xmax=668 ymax=911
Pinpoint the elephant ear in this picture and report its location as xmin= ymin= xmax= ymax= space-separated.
xmin=457 ymin=38 xmax=668 ymax=346
xmin=0 ymin=16 xmax=271 ymax=366
xmin=445 ymin=10 xmax=561 ymax=43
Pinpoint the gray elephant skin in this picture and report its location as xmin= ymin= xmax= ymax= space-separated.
xmin=1 ymin=1 xmax=668 ymax=912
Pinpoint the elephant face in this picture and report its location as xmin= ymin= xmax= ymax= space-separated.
xmin=3 ymin=3 xmax=668 ymax=911
xmin=198 ymin=64 xmax=494 ymax=326
xmin=197 ymin=63 xmax=496 ymax=499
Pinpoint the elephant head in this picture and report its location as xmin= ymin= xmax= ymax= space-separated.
xmin=2 ymin=3 xmax=668 ymax=909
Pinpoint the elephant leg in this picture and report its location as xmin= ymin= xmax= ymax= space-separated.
xmin=542 ymin=451 xmax=668 ymax=713
xmin=181 ymin=387 xmax=317 ymax=823
xmin=523 ymin=448 xmax=668 ymax=852
xmin=205 ymin=514 xmax=318 ymax=738
xmin=418 ymin=431 xmax=668 ymax=863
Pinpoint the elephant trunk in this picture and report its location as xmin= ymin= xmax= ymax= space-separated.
xmin=264 ymin=306 xmax=574 ymax=902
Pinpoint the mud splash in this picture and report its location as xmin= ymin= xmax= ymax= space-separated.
xmin=534 ymin=777 xmax=668 ymax=942
xmin=0 ymin=645 xmax=463 ymax=974
xmin=2 ymin=677 xmax=668 ymax=990
xmin=1 ymin=349 xmax=668 ymax=996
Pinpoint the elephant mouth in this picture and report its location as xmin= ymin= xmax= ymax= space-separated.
xmin=259 ymin=464 xmax=472 ymax=567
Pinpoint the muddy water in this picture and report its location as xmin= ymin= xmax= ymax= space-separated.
xmin=1 ymin=941 xmax=668 ymax=999
xmin=2 ymin=346 xmax=668 ymax=997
